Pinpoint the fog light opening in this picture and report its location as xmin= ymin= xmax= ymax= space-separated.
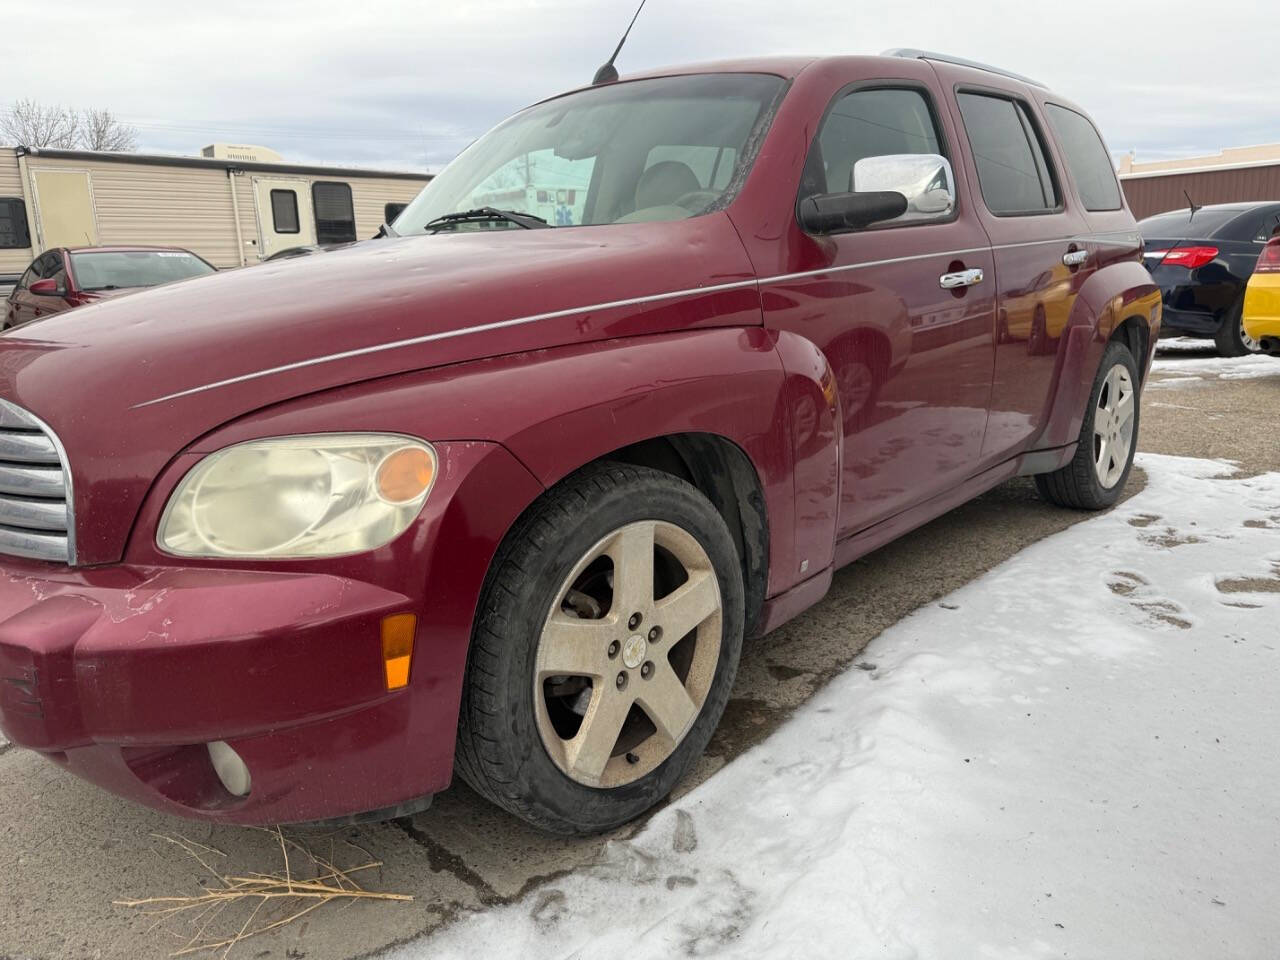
xmin=207 ymin=741 xmax=252 ymax=797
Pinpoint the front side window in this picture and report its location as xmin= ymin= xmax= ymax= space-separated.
xmin=808 ymin=87 xmax=942 ymax=196
xmin=393 ymin=73 xmax=785 ymax=233
xmin=1043 ymin=104 xmax=1122 ymax=212
xmin=313 ymin=182 xmax=356 ymax=244
xmin=0 ymin=198 xmax=30 ymax=250
xmin=69 ymin=250 xmax=215 ymax=291
xmin=957 ymin=92 xmax=1059 ymax=216
xmin=270 ymin=189 xmax=300 ymax=234
xmin=384 ymin=202 xmax=407 ymax=224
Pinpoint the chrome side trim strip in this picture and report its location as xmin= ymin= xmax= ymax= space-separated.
xmin=134 ymin=276 xmax=763 ymax=408
xmin=135 ymin=232 xmax=1146 ymax=408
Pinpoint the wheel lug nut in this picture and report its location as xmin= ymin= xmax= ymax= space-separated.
xmin=607 ymin=640 xmax=620 ymax=658
xmin=628 ymin=612 xmax=642 ymax=630
xmin=640 ymin=661 xmax=654 ymax=679
xmin=616 ymin=672 xmax=627 ymax=690
xmin=625 ymin=752 xmax=640 ymax=765
xmin=647 ymin=626 xmax=662 ymax=642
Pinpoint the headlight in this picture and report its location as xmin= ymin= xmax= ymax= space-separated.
xmin=158 ymin=434 xmax=437 ymax=558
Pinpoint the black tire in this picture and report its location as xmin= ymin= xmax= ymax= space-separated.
xmin=454 ymin=462 xmax=745 ymax=835
xmin=1035 ymin=340 xmax=1140 ymax=510
xmin=1213 ymin=300 xmax=1258 ymax=357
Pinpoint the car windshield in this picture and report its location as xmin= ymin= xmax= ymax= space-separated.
xmin=69 ymin=250 xmax=215 ymax=291
xmin=392 ymin=73 xmax=785 ymax=233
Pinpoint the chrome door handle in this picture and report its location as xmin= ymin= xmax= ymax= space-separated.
xmin=1063 ymin=249 xmax=1089 ymax=267
xmin=939 ymin=268 xmax=984 ymax=289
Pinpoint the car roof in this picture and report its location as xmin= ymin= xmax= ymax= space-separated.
xmin=63 ymin=245 xmax=194 ymax=254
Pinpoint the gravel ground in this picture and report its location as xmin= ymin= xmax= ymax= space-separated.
xmin=1 ymin=343 xmax=1276 ymax=960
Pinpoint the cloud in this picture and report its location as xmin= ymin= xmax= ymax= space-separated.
xmin=1 ymin=0 xmax=1276 ymax=171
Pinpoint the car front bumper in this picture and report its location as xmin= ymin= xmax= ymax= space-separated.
xmin=0 ymin=560 xmax=438 ymax=824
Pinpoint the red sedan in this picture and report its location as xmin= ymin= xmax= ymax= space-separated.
xmin=4 ymin=245 xmax=215 ymax=329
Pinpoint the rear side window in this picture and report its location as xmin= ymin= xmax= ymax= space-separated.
xmin=810 ymin=87 xmax=942 ymax=196
xmin=313 ymin=181 xmax=356 ymax=244
xmin=0 ymin=198 xmax=31 ymax=249
xmin=270 ymin=189 xmax=300 ymax=234
xmin=957 ymin=92 xmax=1059 ymax=215
xmin=1044 ymin=104 xmax=1122 ymax=211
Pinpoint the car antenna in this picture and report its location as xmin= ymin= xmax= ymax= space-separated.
xmin=592 ymin=0 xmax=648 ymax=85
xmin=1184 ymin=189 xmax=1202 ymax=220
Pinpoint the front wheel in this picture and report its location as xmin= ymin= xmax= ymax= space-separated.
xmin=1035 ymin=340 xmax=1140 ymax=510
xmin=455 ymin=463 xmax=744 ymax=834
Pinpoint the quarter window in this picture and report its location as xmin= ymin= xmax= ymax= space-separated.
xmin=0 ymin=198 xmax=31 ymax=249
xmin=807 ymin=88 xmax=942 ymax=198
xmin=384 ymin=202 xmax=407 ymax=224
xmin=312 ymin=181 xmax=357 ymax=244
xmin=270 ymin=189 xmax=300 ymax=234
xmin=1043 ymin=104 xmax=1122 ymax=211
xmin=957 ymin=92 xmax=1059 ymax=215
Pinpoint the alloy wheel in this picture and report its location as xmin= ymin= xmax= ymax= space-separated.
xmin=534 ymin=520 xmax=722 ymax=788
xmin=1241 ymin=317 xmax=1262 ymax=354
xmin=1093 ymin=363 xmax=1135 ymax=488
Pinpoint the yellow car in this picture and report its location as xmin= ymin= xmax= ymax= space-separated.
xmin=1243 ymin=238 xmax=1280 ymax=352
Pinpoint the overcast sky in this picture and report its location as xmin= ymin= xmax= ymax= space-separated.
xmin=3 ymin=0 xmax=1277 ymax=173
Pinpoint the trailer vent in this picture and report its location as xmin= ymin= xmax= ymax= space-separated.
xmin=0 ymin=399 xmax=74 ymax=564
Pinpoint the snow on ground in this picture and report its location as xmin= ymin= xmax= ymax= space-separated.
xmin=1151 ymin=352 xmax=1280 ymax=381
xmin=399 ymin=454 xmax=1280 ymax=960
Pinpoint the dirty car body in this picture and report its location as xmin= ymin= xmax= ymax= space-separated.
xmin=0 ymin=54 xmax=1159 ymax=828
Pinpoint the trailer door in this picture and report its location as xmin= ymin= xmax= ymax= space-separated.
xmin=253 ymin=178 xmax=316 ymax=260
xmin=31 ymin=170 xmax=98 ymax=249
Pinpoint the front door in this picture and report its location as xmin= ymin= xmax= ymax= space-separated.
xmin=761 ymin=82 xmax=997 ymax=538
xmin=253 ymin=178 xmax=316 ymax=260
xmin=939 ymin=80 xmax=1094 ymax=459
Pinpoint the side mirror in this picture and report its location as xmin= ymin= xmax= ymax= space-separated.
xmin=28 ymin=279 xmax=61 ymax=297
xmin=853 ymin=154 xmax=956 ymax=223
xmin=798 ymin=191 xmax=909 ymax=235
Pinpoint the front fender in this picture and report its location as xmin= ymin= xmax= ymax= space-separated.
xmin=1039 ymin=261 xmax=1161 ymax=451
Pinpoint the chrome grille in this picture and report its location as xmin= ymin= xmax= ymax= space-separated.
xmin=0 ymin=399 xmax=74 ymax=563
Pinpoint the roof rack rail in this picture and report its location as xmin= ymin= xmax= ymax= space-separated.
xmin=882 ymin=48 xmax=1047 ymax=89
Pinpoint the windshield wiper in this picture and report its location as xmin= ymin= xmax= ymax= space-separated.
xmin=423 ymin=207 xmax=551 ymax=233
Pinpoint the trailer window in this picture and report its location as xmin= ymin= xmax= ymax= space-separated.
xmin=313 ymin=182 xmax=356 ymax=244
xmin=270 ymin=190 xmax=300 ymax=234
xmin=384 ymin=202 xmax=407 ymax=224
xmin=0 ymin=198 xmax=31 ymax=249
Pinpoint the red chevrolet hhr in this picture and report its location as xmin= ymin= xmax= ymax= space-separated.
xmin=0 ymin=52 xmax=1159 ymax=834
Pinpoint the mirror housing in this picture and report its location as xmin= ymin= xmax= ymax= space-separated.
xmin=28 ymin=279 xmax=61 ymax=297
xmin=853 ymin=154 xmax=957 ymax=223
xmin=798 ymin=191 xmax=909 ymax=235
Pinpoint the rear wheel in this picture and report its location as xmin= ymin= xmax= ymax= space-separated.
xmin=455 ymin=463 xmax=744 ymax=834
xmin=1214 ymin=301 xmax=1261 ymax=357
xmin=1035 ymin=340 xmax=1139 ymax=510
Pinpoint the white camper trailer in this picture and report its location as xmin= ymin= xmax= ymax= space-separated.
xmin=0 ymin=145 xmax=432 ymax=284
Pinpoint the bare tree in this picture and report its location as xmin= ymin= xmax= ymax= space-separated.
xmin=0 ymin=98 xmax=80 ymax=148
xmin=1 ymin=100 xmax=139 ymax=152
xmin=79 ymin=107 xmax=138 ymax=152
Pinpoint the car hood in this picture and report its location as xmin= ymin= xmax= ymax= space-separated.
xmin=0 ymin=215 xmax=756 ymax=564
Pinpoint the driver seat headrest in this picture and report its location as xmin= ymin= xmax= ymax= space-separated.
xmin=635 ymin=161 xmax=702 ymax=210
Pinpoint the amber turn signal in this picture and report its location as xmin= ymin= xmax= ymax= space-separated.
xmin=376 ymin=447 xmax=436 ymax=504
xmin=381 ymin=613 xmax=417 ymax=690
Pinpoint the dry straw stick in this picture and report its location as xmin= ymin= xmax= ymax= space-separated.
xmin=115 ymin=827 xmax=413 ymax=958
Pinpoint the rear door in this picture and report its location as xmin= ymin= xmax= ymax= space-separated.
xmin=253 ymin=178 xmax=316 ymax=260
xmin=940 ymin=70 xmax=1094 ymax=459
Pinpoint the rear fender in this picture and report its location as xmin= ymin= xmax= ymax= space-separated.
xmin=1039 ymin=261 xmax=1161 ymax=450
